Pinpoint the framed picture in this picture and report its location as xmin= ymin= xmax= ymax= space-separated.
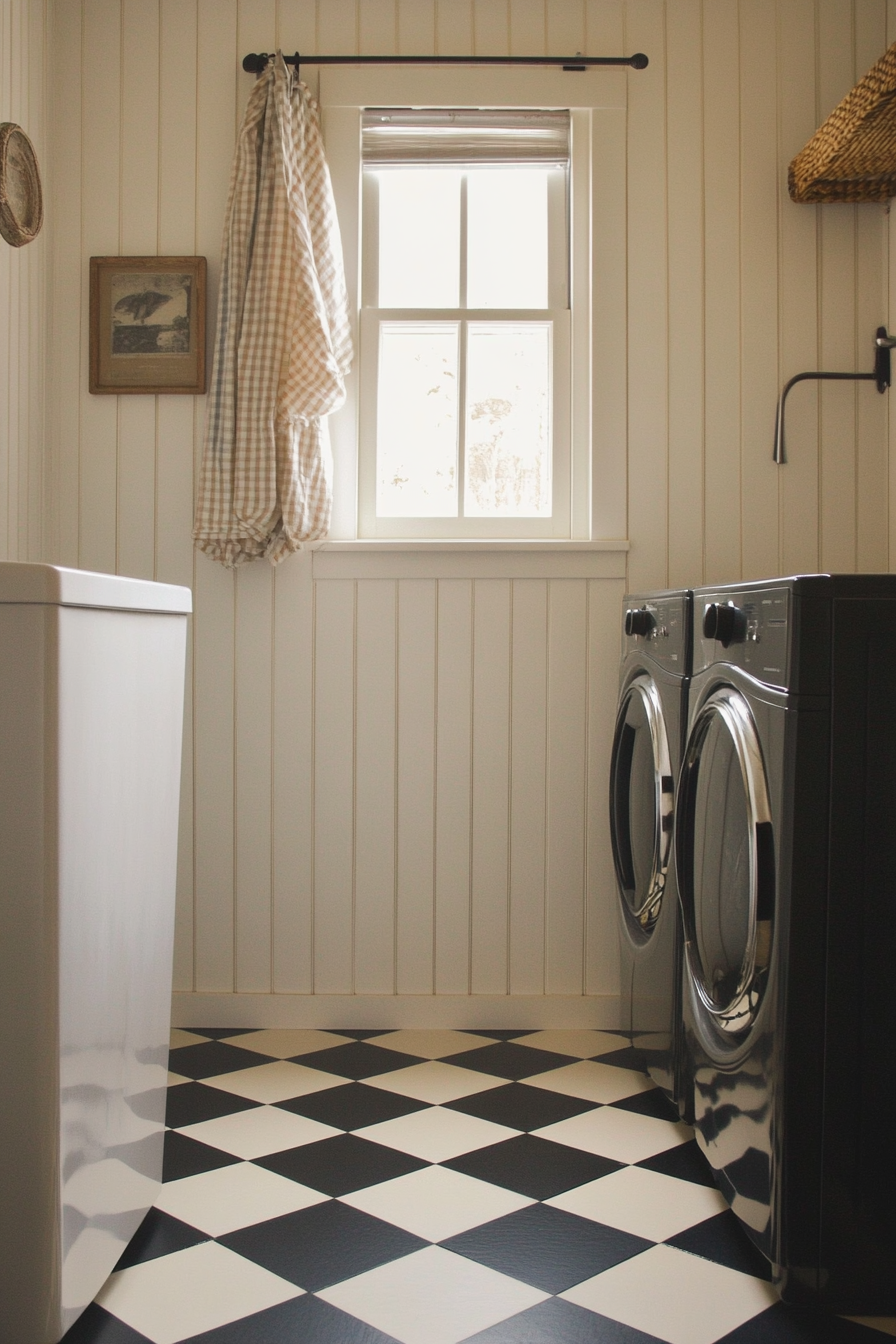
xmin=89 ymin=256 xmax=207 ymax=394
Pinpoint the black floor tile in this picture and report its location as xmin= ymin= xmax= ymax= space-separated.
xmin=219 ymin=1200 xmax=427 ymax=1291
xmin=715 ymin=1304 xmax=891 ymax=1342
xmin=60 ymin=1304 xmax=152 ymax=1343
xmin=463 ymin=1029 xmax=539 ymax=1041
xmin=445 ymin=1081 xmax=599 ymax=1132
xmin=164 ymin=1082 xmax=259 ymax=1129
xmin=113 ymin=1207 xmax=208 ymax=1270
xmin=276 ymin=1081 xmax=428 ymax=1129
xmin=177 ymin=1292 xmax=401 ymax=1343
xmin=461 ymin=1296 xmax=669 ymax=1343
xmin=287 ymin=1041 xmax=425 ymax=1079
xmin=256 ymin=1132 xmax=428 ymax=1195
xmin=331 ymin=1029 xmax=395 ymax=1040
xmin=167 ymin=1040 xmax=274 ymax=1079
xmin=162 ymin=1129 xmax=241 ymax=1182
xmin=181 ymin=1028 xmax=258 ymax=1040
xmin=666 ymin=1210 xmax=774 ymax=1281
xmin=441 ymin=1041 xmax=578 ymax=1079
xmin=593 ymin=1046 xmax=649 ymax=1071
xmin=443 ymin=1133 xmax=623 ymax=1200
xmin=636 ymin=1138 xmax=716 ymax=1187
xmin=610 ymin=1088 xmax=682 ymax=1121
xmin=443 ymin=1201 xmax=653 ymax=1293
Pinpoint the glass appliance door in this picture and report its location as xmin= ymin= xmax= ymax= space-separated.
xmin=610 ymin=674 xmax=674 ymax=943
xmin=676 ymin=687 xmax=774 ymax=1038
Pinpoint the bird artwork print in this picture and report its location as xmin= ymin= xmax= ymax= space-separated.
xmin=114 ymin=289 xmax=172 ymax=324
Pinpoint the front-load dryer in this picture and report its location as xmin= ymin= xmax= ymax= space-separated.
xmin=677 ymin=574 xmax=896 ymax=1313
xmin=609 ymin=589 xmax=691 ymax=1116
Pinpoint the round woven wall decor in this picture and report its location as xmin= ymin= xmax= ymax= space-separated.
xmin=0 ymin=123 xmax=43 ymax=247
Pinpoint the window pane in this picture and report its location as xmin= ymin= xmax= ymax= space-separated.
xmin=377 ymin=170 xmax=461 ymax=307
xmin=466 ymin=169 xmax=549 ymax=308
xmin=377 ymin=323 xmax=459 ymax=517
xmin=464 ymin=323 xmax=552 ymax=517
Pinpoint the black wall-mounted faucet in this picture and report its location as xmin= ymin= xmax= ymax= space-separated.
xmin=773 ymin=327 xmax=894 ymax=464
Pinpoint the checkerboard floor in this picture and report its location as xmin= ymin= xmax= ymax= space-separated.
xmin=62 ymin=1029 xmax=896 ymax=1344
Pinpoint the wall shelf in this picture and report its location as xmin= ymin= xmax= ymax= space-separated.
xmin=789 ymin=40 xmax=896 ymax=203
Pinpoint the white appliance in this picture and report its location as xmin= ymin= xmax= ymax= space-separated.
xmin=0 ymin=563 xmax=191 ymax=1343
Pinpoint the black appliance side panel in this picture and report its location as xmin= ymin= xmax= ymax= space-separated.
xmin=819 ymin=603 xmax=896 ymax=1313
xmin=777 ymin=701 xmax=830 ymax=1299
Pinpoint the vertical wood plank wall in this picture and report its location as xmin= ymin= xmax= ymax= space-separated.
xmin=0 ymin=0 xmax=46 ymax=565
xmin=45 ymin=0 xmax=892 ymax=1020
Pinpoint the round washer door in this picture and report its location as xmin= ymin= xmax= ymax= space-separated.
xmin=609 ymin=673 xmax=675 ymax=942
xmin=676 ymin=686 xmax=775 ymax=1038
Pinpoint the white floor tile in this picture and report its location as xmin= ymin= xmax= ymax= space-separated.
xmin=514 ymin=1030 xmax=627 ymax=1059
xmin=525 ymin=1060 xmax=654 ymax=1104
xmin=365 ymin=1061 xmax=506 ymax=1105
xmin=339 ymin=1166 xmax=534 ymax=1242
xmin=155 ymin=1161 xmax=330 ymax=1237
xmin=317 ymin=1245 xmax=548 ymax=1344
xmin=354 ymin=1106 xmax=518 ymax=1163
xmin=561 ymin=1244 xmax=778 ymax=1344
xmin=365 ymin=1030 xmax=495 ymax=1058
xmin=169 ymin=1030 xmax=208 ymax=1049
xmin=546 ymin=1165 xmax=728 ymax=1241
xmin=219 ymin=1029 xmax=353 ymax=1057
xmin=167 ymin=1071 xmax=190 ymax=1087
xmin=176 ymin=1105 xmax=341 ymax=1159
xmin=201 ymin=1060 xmax=345 ymax=1104
xmin=533 ymin=1107 xmax=691 ymax=1164
xmin=95 ymin=1241 xmax=303 ymax=1344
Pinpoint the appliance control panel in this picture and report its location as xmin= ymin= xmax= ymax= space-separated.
xmin=622 ymin=591 xmax=689 ymax=672
xmin=694 ymin=588 xmax=789 ymax=686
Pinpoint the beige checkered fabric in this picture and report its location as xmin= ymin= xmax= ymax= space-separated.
xmin=194 ymin=54 xmax=353 ymax=567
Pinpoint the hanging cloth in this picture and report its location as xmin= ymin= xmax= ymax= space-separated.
xmin=194 ymin=54 xmax=353 ymax=566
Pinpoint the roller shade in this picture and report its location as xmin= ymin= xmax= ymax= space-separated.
xmin=361 ymin=108 xmax=570 ymax=168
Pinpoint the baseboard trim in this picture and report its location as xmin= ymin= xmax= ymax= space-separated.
xmin=170 ymin=993 xmax=622 ymax=1031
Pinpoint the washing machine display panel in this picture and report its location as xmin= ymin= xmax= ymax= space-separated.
xmin=610 ymin=674 xmax=674 ymax=941
xmin=678 ymin=688 xmax=775 ymax=1036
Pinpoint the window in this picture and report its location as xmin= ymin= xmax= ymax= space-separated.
xmin=320 ymin=68 xmax=628 ymax=544
xmin=359 ymin=110 xmax=570 ymax=538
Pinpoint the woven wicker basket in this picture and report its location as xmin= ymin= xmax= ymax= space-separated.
xmin=789 ymin=40 xmax=896 ymax=203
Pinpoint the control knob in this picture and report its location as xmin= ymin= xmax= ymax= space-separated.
xmin=703 ymin=602 xmax=748 ymax=648
xmin=624 ymin=607 xmax=655 ymax=637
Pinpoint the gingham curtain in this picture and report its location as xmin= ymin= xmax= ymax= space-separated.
xmin=194 ymin=54 xmax=353 ymax=567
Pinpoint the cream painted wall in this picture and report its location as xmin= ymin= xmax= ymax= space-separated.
xmin=0 ymin=0 xmax=47 ymax=563
xmin=45 ymin=0 xmax=895 ymax=1026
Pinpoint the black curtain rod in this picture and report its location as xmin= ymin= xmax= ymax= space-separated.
xmin=243 ymin=51 xmax=648 ymax=75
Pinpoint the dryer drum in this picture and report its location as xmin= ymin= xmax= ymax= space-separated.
xmin=609 ymin=673 xmax=675 ymax=940
xmin=676 ymin=687 xmax=775 ymax=1037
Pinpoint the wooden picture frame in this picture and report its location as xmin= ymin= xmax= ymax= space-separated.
xmin=89 ymin=256 xmax=207 ymax=394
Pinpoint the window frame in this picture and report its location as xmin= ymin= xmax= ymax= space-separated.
xmin=320 ymin=66 xmax=628 ymax=544
xmin=359 ymin=159 xmax=570 ymax=539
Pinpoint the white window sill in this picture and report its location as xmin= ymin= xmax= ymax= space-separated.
xmin=310 ymin=538 xmax=629 ymax=580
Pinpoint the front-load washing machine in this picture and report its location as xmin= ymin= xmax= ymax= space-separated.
xmin=609 ymin=589 xmax=691 ymax=1115
xmin=676 ymin=574 xmax=896 ymax=1312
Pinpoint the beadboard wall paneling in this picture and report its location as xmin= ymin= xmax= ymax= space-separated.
xmin=0 ymin=0 xmax=47 ymax=565
xmin=47 ymin=1 xmax=895 ymax=1022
